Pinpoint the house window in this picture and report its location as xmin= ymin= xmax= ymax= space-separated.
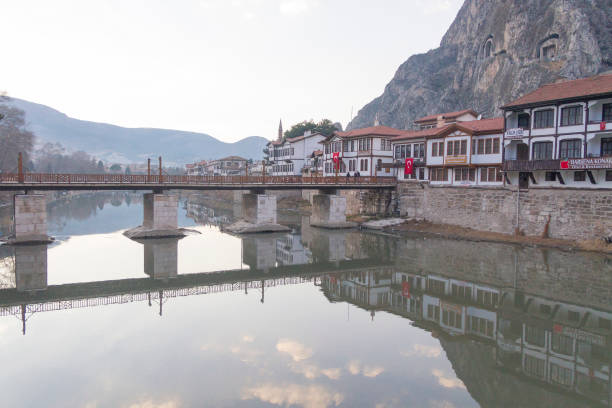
xmin=551 ymin=364 xmax=573 ymax=387
xmin=552 ymin=333 xmax=574 ymax=355
xmin=607 ymin=170 xmax=612 ymax=182
xmin=442 ymin=309 xmax=462 ymax=329
xmin=430 ymin=168 xmax=448 ymax=182
xmin=559 ymin=139 xmax=582 ymax=159
xmin=432 ymin=143 xmax=438 ymax=156
xmin=454 ymin=167 xmax=475 ymax=182
xmin=477 ymin=139 xmax=484 ymax=154
xmin=533 ymin=141 xmax=553 ymax=160
xmin=481 ymin=167 xmax=503 ymax=182
xmin=418 ymin=167 xmax=425 ymax=180
xmin=447 ymin=141 xmax=454 ymax=156
xmin=518 ymin=113 xmax=531 ymax=129
xmin=493 ymin=138 xmax=500 ymax=154
xmin=533 ymin=109 xmax=554 ymax=128
xmin=574 ymin=171 xmax=586 ymax=182
xmin=485 ymin=139 xmax=492 ymax=154
xmin=460 ymin=140 xmax=467 ymax=155
xmin=601 ymin=138 xmax=612 ymax=156
xmin=438 ymin=142 xmax=444 ymax=156
xmin=427 ymin=304 xmax=440 ymax=321
xmin=525 ymin=325 xmax=546 ymax=347
xmin=561 ymin=105 xmax=583 ymax=126
xmin=350 ymin=141 xmax=355 ymax=152
xmin=603 ymin=103 xmax=612 ymax=122
xmin=406 ymin=145 xmax=412 ymax=158
xmin=524 ymin=355 xmax=546 ymax=378
xmin=545 ymin=172 xmax=556 ymax=181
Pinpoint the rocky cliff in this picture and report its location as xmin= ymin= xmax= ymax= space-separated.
xmin=348 ymin=0 xmax=612 ymax=130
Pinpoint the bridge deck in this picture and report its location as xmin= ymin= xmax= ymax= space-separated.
xmin=0 ymin=174 xmax=397 ymax=191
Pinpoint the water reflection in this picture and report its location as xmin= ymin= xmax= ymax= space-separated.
xmin=0 ymin=195 xmax=611 ymax=407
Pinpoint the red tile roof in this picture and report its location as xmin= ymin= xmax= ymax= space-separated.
xmin=501 ymin=74 xmax=612 ymax=109
xmin=334 ymin=125 xmax=408 ymax=139
xmin=393 ymin=117 xmax=503 ymax=141
xmin=392 ymin=125 xmax=452 ymax=141
xmin=457 ymin=117 xmax=504 ymax=134
xmin=414 ymin=109 xmax=478 ymax=123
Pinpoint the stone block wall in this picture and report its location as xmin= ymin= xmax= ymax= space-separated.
xmin=13 ymin=194 xmax=47 ymax=241
xmin=397 ymin=183 xmax=612 ymax=242
xmin=311 ymin=195 xmax=347 ymax=224
xmin=340 ymin=189 xmax=394 ymax=216
xmin=143 ymin=193 xmax=178 ymax=230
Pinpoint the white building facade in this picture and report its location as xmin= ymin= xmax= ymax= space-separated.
xmin=502 ymin=74 xmax=612 ymax=189
xmin=267 ymin=131 xmax=326 ymax=176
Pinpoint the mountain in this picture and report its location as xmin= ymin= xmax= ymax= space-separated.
xmin=348 ymin=0 xmax=612 ymax=130
xmin=3 ymin=97 xmax=268 ymax=165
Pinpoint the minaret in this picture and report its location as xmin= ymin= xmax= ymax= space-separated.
xmin=374 ymin=112 xmax=381 ymax=126
xmin=278 ymin=119 xmax=283 ymax=141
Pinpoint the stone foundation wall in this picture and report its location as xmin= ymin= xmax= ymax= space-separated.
xmin=397 ymin=183 xmax=612 ymax=242
xmin=340 ymin=189 xmax=394 ymax=216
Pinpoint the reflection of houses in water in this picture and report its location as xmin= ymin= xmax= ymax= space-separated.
xmin=320 ymin=267 xmax=612 ymax=407
xmin=275 ymin=234 xmax=311 ymax=266
xmin=185 ymin=201 xmax=233 ymax=227
xmin=498 ymin=290 xmax=612 ymax=405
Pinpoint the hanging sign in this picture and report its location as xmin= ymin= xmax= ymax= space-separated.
xmin=404 ymin=158 xmax=414 ymax=175
xmin=401 ymin=281 xmax=410 ymax=298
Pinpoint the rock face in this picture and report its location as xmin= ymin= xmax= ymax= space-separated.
xmin=348 ymin=0 xmax=612 ymax=130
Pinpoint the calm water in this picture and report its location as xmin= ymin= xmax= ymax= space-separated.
xmin=0 ymin=193 xmax=611 ymax=408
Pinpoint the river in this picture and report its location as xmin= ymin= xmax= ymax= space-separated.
xmin=0 ymin=192 xmax=610 ymax=408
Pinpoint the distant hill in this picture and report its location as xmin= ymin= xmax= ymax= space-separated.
xmin=3 ymin=97 xmax=268 ymax=165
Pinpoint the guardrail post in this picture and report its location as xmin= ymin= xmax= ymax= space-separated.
xmin=147 ymin=158 xmax=151 ymax=183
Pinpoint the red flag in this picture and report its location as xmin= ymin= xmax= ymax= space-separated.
xmin=332 ymin=152 xmax=340 ymax=170
xmin=404 ymin=158 xmax=414 ymax=175
xmin=560 ymin=160 xmax=569 ymax=169
xmin=402 ymin=281 xmax=410 ymax=298
xmin=601 ymin=122 xmax=607 ymax=131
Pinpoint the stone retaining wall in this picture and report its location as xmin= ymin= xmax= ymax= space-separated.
xmin=397 ymin=183 xmax=612 ymax=242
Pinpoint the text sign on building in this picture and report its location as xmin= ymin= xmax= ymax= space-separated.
xmin=553 ymin=324 xmax=606 ymax=346
xmin=560 ymin=157 xmax=612 ymax=170
xmin=504 ymin=128 xmax=524 ymax=139
xmin=445 ymin=156 xmax=468 ymax=165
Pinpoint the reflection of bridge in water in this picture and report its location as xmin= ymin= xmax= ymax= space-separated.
xmin=0 ymin=225 xmax=391 ymax=334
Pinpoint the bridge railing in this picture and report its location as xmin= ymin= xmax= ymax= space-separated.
xmin=0 ymin=173 xmax=397 ymax=185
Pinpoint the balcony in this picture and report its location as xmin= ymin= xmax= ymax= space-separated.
xmin=502 ymin=160 xmax=561 ymax=172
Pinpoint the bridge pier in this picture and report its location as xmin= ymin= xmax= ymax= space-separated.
xmin=142 ymin=237 xmax=180 ymax=281
xmin=124 ymin=193 xmax=185 ymax=239
xmin=5 ymin=194 xmax=53 ymax=244
xmin=310 ymin=191 xmax=356 ymax=229
xmin=225 ymin=191 xmax=290 ymax=233
xmin=14 ymin=244 xmax=48 ymax=292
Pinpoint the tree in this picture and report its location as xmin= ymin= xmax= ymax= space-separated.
xmin=124 ymin=166 xmax=131 ymax=175
xmin=284 ymin=119 xmax=339 ymax=140
xmin=97 ymin=160 xmax=105 ymax=172
xmin=110 ymin=164 xmax=122 ymax=172
xmin=0 ymin=103 xmax=35 ymax=173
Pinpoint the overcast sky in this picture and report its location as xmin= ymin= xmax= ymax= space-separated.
xmin=1 ymin=0 xmax=463 ymax=142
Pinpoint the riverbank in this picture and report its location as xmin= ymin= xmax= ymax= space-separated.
xmin=381 ymin=219 xmax=612 ymax=254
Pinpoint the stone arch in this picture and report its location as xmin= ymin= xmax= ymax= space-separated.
xmin=537 ymin=34 xmax=560 ymax=60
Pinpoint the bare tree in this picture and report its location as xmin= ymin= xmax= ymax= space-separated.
xmin=0 ymin=101 xmax=35 ymax=173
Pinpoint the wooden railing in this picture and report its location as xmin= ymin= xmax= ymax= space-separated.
xmin=502 ymin=160 xmax=561 ymax=172
xmin=0 ymin=173 xmax=397 ymax=186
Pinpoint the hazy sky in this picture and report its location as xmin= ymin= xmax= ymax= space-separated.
xmin=1 ymin=0 xmax=463 ymax=142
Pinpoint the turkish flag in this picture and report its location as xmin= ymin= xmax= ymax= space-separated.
xmin=404 ymin=158 xmax=414 ymax=175
xmin=601 ymin=122 xmax=607 ymax=131
xmin=332 ymin=152 xmax=340 ymax=169
xmin=402 ymin=281 xmax=410 ymax=298
xmin=560 ymin=160 xmax=569 ymax=169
